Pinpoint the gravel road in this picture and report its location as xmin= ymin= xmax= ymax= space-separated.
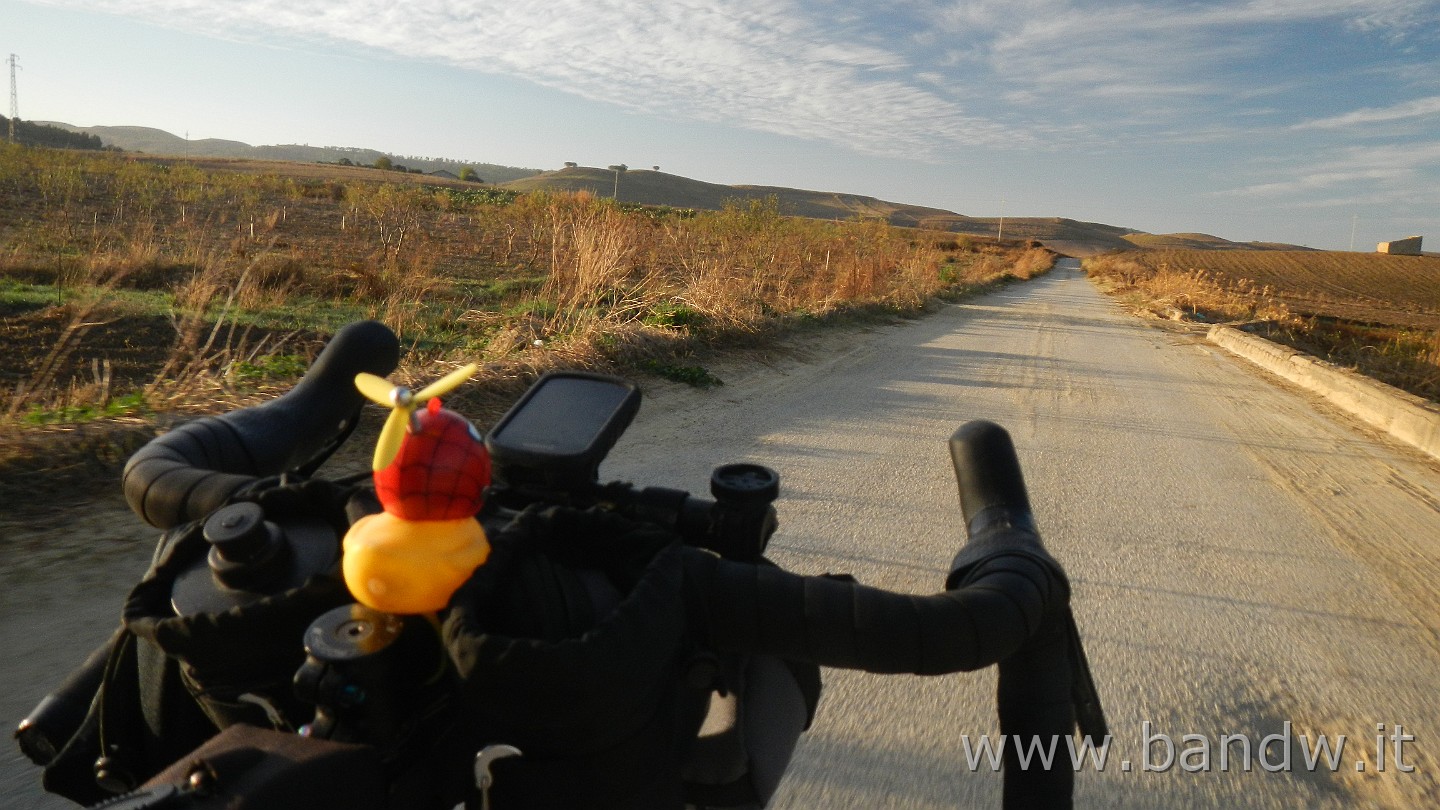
xmin=600 ymin=259 xmax=1440 ymax=808
xmin=4 ymin=259 xmax=1439 ymax=807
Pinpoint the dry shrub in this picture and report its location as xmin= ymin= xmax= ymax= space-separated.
xmin=347 ymin=183 xmax=433 ymax=260
xmin=1084 ymin=254 xmax=1289 ymax=323
xmin=1011 ymin=247 xmax=1056 ymax=280
xmin=1083 ymin=254 xmax=1151 ymax=286
xmin=379 ymin=250 xmax=448 ymax=344
xmin=152 ymin=247 xmax=301 ymax=397
xmin=540 ymin=198 xmax=669 ymax=336
xmin=236 ymin=252 xmax=310 ymax=309
xmin=6 ymin=300 xmax=121 ymax=417
xmin=4 ymin=254 xmax=146 ymax=418
xmin=656 ymin=201 xmax=996 ymax=329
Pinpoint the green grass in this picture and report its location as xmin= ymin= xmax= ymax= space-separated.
xmin=642 ymin=302 xmax=706 ymax=329
xmin=23 ymin=391 xmax=150 ymax=425
xmin=230 ymin=353 xmax=309 ymax=382
xmin=0 ymin=278 xmax=379 ymax=335
xmin=0 ymin=278 xmax=173 ymax=311
xmin=455 ymin=276 xmax=547 ymax=304
xmin=639 ymin=359 xmax=723 ymax=388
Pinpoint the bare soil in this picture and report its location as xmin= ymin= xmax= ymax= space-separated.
xmin=1125 ymin=249 xmax=1440 ymax=329
xmin=0 ymin=305 xmax=180 ymax=390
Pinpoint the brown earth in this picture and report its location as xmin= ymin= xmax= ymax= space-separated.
xmin=1121 ymin=249 xmax=1440 ymax=330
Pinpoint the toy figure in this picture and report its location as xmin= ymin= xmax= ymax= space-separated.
xmin=342 ymin=364 xmax=492 ymax=613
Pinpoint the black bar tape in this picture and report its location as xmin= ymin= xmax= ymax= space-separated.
xmin=122 ymin=321 xmax=399 ymax=529
xmin=684 ymin=548 xmax=1064 ymax=676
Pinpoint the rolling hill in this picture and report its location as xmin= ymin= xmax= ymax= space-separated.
xmin=36 ymin=122 xmax=542 ymax=184
xmin=1119 ymin=232 xmax=1315 ymax=252
xmin=501 ymin=167 xmax=1161 ymax=253
xmin=32 ymin=122 xmax=1309 ymax=254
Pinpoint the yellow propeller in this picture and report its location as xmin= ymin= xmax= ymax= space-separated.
xmin=355 ymin=363 xmax=478 ymax=471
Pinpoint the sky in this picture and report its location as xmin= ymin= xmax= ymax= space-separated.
xmin=4 ymin=0 xmax=1439 ymax=249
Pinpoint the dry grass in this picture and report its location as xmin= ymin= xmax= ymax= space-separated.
xmin=0 ymin=144 xmax=1054 ymax=472
xmin=1084 ymin=254 xmax=1293 ymax=323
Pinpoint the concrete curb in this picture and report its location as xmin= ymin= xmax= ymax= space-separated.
xmin=1207 ymin=325 xmax=1440 ymax=463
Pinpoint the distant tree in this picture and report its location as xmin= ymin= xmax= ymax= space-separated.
xmin=459 ymin=167 xmax=479 ymax=182
xmin=373 ymin=156 xmax=393 ymax=171
xmin=337 ymin=157 xmax=353 ymax=166
xmin=653 ymin=166 xmax=660 ymax=171
xmin=3 ymin=117 xmax=104 ymax=150
xmin=607 ymin=164 xmax=628 ymax=199
xmin=564 ymin=161 xmax=578 ymax=169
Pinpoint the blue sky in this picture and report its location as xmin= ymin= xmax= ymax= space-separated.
xmin=5 ymin=0 xmax=1439 ymax=249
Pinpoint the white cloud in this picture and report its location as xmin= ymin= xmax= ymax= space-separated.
xmin=924 ymin=0 xmax=1438 ymax=104
xmin=1292 ymin=95 xmax=1440 ymax=129
xmin=34 ymin=0 xmax=1025 ymax=158
xmin=27 ymin=0 xmax=1440 ymax=161
xmin=1217 ymin=139 xmax=1440 ymax=198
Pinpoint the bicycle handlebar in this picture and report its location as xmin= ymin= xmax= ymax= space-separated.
xmin=68 ymin=322 xmax=1102 ymax=809
xmin=685 ymin=420 xmax=1083 ymax=808
xmin=121 ymin=320 xmax=399 ymax=529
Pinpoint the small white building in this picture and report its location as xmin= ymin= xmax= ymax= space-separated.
xmin=1378 ymin=236 xmax=1423 ymax=255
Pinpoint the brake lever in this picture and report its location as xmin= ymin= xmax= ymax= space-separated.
xmin=472 ymin=744 xmax=522 ymax=810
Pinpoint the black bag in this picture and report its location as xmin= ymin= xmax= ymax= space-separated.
xmin=31 ymin=479 xmax=358 ymax=803
xmin=443 ymin=506 xmax=820 ymax=809
xmin=98 ymin=723 xmax=387 ymax=810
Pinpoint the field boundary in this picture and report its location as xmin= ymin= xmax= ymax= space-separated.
xmin=1208 ymin=325 xmax=1440 ymax=463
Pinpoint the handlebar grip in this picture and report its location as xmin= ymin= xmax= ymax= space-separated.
xmin=123 ymin=320 xmax=400 ymax=528
xmin=949 ymin=420 xmax=1035 ymax=539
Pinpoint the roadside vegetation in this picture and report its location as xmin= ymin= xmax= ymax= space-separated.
xmin=1084 ymin=250 xmax=1440 ymax=402
xmin=0 ymin=143 xmax=1054 ymax=484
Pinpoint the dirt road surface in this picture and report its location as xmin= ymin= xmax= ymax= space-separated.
xmin=5 ymin=259 xmax=1440 ymax=807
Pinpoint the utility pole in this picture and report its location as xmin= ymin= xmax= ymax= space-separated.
xmin=607 ymin=164 xmax=627 ymax=199
xmin=7 ymin=54 xmax=19 ymax=143
xmin=1349 ymin=214 xmax=1358 ymax=251
xmin=997 ymin=199 xmax=1006 ymax=242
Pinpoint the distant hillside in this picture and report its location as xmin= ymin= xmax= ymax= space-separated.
xmin=501 ymin=166 xmax=963 ymax=224
xmin=37 ymin=122 xmax=542 ymax=183
xmin=20 ymin=127 xmax=1308 ymax=253
xmin=1121 ymin=232 xmax=1314 ymax=252
xmin=504 ymin=167 xmax=1160 ymax=253
xmin=914 ymin=214 xmax=1143 ymax=253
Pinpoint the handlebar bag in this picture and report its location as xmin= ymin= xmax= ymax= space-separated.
xmin=119 ymin=480 xmax=357 ymax=773
xmin=443 ymin=506 xmax=816 ymax=810
xmin=94 ymin=723 xmax=388 ymax=810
